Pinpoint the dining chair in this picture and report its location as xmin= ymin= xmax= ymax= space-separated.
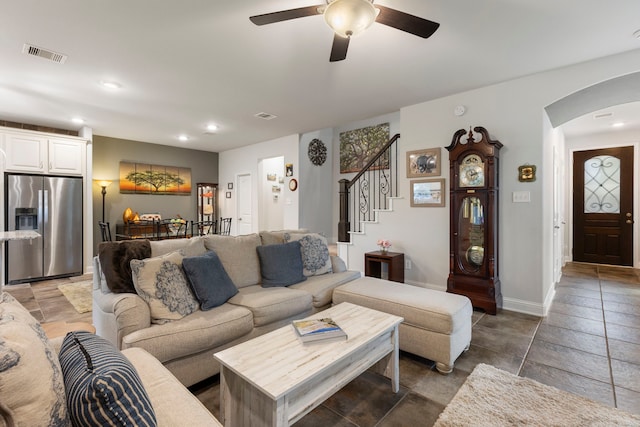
xmin=219 ymin=217 xmax=232 ymax=236
xmin=158 ymin=219 xmax=189 ymax=239
xmin=98 ymin=221 xmax=112 ymax=242
xmin=191 ymin=220 xmax=217 ymax=236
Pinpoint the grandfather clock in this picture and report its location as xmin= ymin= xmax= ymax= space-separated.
xmin=445 ymin=126 xmax=503 ymax=314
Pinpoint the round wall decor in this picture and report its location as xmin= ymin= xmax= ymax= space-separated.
xmin=288 ymin=178 xmax=298 ymax=191
xmin=308 ymin=138 xmax=327 ymax=166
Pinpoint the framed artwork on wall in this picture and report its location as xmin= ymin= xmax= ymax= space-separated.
xmin=339 ymin=122 xmax=390 ymax=173
xmin=119 ymin=161 xmax=191 ymax=195
xmin=410 ymin=178 xmax=445 ymax=207
xmin=406 ymin=148 xmax=441 ymax=178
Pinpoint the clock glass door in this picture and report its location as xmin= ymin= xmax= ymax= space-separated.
xmin=457 ymin=196 xmax=485 ymax=273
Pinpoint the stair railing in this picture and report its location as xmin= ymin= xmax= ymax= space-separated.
xmin=338 ymin=133 xmax=400 ymax=242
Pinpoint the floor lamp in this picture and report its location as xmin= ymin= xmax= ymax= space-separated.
xmin=96 ymin=180 xmax=112 ymax=223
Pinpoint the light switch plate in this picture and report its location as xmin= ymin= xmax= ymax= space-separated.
xmin=512 ymin=191 xmax=531 ymax=203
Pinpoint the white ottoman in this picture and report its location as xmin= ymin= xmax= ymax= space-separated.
xmin=333 ymin=277 xmax=472 ymax=374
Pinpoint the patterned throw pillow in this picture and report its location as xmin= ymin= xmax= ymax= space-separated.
xmin=285 ymin=233 xmax=333 ymax=276
xmin=130 ymin=251 xmax=198 ymax=324
xmin=59 ymin=331 xmax=157 ymax=427
xmin=0 ymin=292 xmax=69 ymax=427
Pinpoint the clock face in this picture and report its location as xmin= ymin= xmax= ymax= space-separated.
xmin=308 ymin=138 xmax=327 ymax=166
xmin=459 ymin=154 xmax=485 ymax=187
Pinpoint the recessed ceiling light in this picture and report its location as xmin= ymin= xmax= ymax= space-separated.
xmin=71 ymin=117 xmax=84 ymax=124
xmin=100 ymin=80 xmax=122 ymax=89
xmin=612 ymin=122 xmax=625 ymax=128
xmin=206 ymin=124 xmax=218 ymax=132
xmin=178 ymin=135 xmax=189 ymax=142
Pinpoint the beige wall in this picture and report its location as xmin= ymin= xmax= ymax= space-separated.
xmin=92 ymin=135 xmax=218 ymax=254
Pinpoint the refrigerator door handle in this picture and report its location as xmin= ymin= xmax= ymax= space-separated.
xmin=38 ymin=189 xmax=44 ymax=232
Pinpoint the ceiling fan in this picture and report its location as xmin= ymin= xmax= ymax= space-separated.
xmin=250 ymin=0 xmax=440 ymax=62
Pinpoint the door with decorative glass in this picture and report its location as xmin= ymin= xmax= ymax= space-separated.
xmin=573 ymin=146 xmax=634 ymax=266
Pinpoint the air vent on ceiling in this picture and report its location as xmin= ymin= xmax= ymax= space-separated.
xmin=22 ymin=43 xmax=68 ymax=64
xmin=254 ymin=112 xmax=277 ymax=120
xmin=593 ymin=112 xmax=613 ymax=119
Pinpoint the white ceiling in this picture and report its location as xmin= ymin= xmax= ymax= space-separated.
xmin=2 ymin=1 xmax=640 ymax=152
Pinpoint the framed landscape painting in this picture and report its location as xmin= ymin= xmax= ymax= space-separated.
xmin=119 ymin=161 xmax=191 ymax=195
xmin=410 ymin=178 xmax=445 ymax=207
xmin=406 ymin=148 xmax=441 ymax=178
xmin=339 ymin=122 xmax=390 ymax=173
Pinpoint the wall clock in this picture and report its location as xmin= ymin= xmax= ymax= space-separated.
xmin=445 ymin=126 xmax=503 ymax=315
xmin=308 ymin=138 xmax=327 ymax=166
xmin=288 ymin=178 xmax=298 ymax=191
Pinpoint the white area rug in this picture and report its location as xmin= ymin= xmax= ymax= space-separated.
xmin=58 ymin=280 xmax=92 ymax=314
xmin=434 ymin=363 xmax=640 ymax=427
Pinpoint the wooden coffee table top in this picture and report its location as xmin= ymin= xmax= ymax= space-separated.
xmin=214 ymin=302 xmax=403 ymax=400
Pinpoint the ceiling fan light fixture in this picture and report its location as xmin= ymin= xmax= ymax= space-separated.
xmin=324 ymin=0 xmax=379 ymax=38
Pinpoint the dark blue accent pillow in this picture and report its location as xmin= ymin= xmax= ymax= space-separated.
xmin=256 ymin=241 xmax=307 ymax=287
xmin=59 ymin=331 xmax=157 ymax=427
xmin=182 ymin=250 xmax=239 ymax=310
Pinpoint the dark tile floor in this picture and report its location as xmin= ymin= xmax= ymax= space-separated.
xmin=5 ymin=262 xmax=640 ymax=425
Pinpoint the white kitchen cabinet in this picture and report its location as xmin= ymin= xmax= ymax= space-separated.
xmin=2 ymin=130 xmax=86 ymax=175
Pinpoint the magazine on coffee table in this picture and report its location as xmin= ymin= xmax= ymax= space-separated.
xmin=292 ymin=317 xmax=347 ymax=343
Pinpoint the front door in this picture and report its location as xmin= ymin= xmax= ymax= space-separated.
xmin=573 ymin=146 xmax=634 ymax=266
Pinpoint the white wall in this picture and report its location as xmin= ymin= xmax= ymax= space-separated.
xmin=376 ymin=48 xmax=640 ymax=315
xmin=218 ymin=134 xmax=299 ymax=235
xmin=299 ymin=128 xmax=334 ymax=240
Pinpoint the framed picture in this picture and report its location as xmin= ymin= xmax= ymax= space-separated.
xmin=406 ymin=148 xmax=441 ymax=178
xmin=518 ymin=164 xmax=536 ymax=182
xmin=225 ymin=191 xmax=231 ymax=198
xmin=285 ymin=163 xmax=294 ymax=177
xmin=119 ymin=161 xmax=191 ymax=195
xmin=227 ymin=182 xmax=233 ymax=190
xmin=410 ymin=178 xmax=445 ymax=207
xmin=267 ymin=173 xmax=276 ymax=181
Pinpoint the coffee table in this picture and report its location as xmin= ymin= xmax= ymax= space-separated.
xmin=214 ymin=302 xmax=404 ymax=427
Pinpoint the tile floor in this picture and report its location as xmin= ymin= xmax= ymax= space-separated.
xmin=4 ymin=262 xmax=639 ymax=425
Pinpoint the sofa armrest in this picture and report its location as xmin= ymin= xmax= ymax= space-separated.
xmin=122 ymin=348 xmax=222 ymax=426
xmin=331 ymin=255 xmax=348 ymax=273
xmin=93 ymin=289 xmax=151 ymax=350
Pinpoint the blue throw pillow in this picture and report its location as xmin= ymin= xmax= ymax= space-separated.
xmin=182 ymin=250 xmax=239 ymax=310
xmin=59 ymin=331 xmax=157 ymax=427
xmin=256 ymin=241 xmax=307 ymax=287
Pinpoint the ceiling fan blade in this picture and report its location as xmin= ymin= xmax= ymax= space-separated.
xmin=375 ymin=5 xmax=440 ymax=39
xmin=250 ymin=5 xmax=323 ymax=26
xmin=329 ymin=34 xmax=350 ymax=62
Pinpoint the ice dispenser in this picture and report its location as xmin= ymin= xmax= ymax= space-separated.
xmin=15 ymin=208 xmax=37 ymax=230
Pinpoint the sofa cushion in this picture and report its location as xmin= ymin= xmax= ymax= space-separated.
xmin=285 ymin=233 xmax=332 ymax=276
xmin=203 ymin=234 xmax=262 ymax=288
xmin=59 ymin=331 xmax=157 ymax=427
xmin=290 ymin=269 xmax=362 ymax=308
xmin=131 ymin=251 xmax=199 ymax=324
xmin=258 ymin=229 xmax=309 ymax=246
xmin=121 ymin=304 xmax=254 ymax=363
xmin=182 ymin=251 xmax=238 ymax=310
xmin=98 ymin=240 xmax=152 ymax=293
xmin=121 ymin=348 xmax=222 ymax=426
xmin=150 ymin=236 xmax=206 ymax=258
xmin=227 ymin=285 xmax=312 ymax=327
xmin=256 ymin=241 xmax=307 ymax=287
xmin=0 ymin=293 xmax=69 ymax=427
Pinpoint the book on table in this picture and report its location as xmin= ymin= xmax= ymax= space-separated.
xmin=292 ymin=318 xmax=348 ymax=343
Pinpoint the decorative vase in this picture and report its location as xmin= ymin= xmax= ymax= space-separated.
xmin=380 ymin=247 xmax=388 ymax=254
xmin=123 ymin=207 xmax=133 ymax=223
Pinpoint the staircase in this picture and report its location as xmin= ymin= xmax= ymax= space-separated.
xmin=338 ymin=133 xmax=400 ymax=243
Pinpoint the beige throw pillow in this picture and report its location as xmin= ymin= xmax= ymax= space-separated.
xmin=130 ymin=251 xmax=198 ymax=324
xmin=0 ymin=293 xmax=69 ymax=426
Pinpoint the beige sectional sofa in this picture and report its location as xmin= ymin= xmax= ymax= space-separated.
xmin=0 ymin=292 xmax=221 ymax=426
xmin=92 ymin=231 xmax=361 ymax=387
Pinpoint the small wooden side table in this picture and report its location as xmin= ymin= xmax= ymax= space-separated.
xmin=365 ymin=251 xmax=405 ymax=283
xmin=41 ymin=321 xmax=96 ymax=339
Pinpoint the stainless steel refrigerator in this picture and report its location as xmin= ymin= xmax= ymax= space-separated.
xmin=5 ymin=173 xmax=83 ymax=284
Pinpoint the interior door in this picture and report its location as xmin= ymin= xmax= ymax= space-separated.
xmin=237 ymin=174 xmax=253 ymax=235
xmin=573 ymin=146 xmax=634 ymax=265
